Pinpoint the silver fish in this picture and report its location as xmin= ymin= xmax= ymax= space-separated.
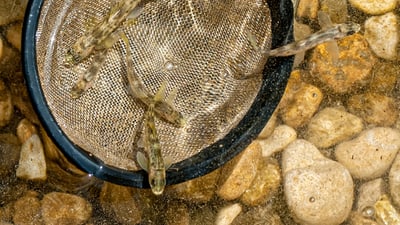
xmin=248 ymin=21 xmax=361 ymax=57
xmin=65 ymin=0 xmax=143 ymax=66
xmin=121 ymin=33 xmax=186 ymax=127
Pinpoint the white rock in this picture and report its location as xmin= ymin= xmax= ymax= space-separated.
xmin=283 ymin=139 xmax=354 ymax=225
xmin=215 ymin=203 xmax=242 ymax=225
xmin=365 ymin=12 xmax=399 ymax=60
xmin=258 ymin=125 xmax=297 ymax=157
xmin=349 ymin=0 xmax=397 ymax=15
xmin=305 ymin=107 xmax=364 ymax=149
xmin=335 ymin=127 xmax=400 ymax=179
xmin=389 ymin=152 xmax=400 ymax=207
xmin=16 ymin=134 xmax=47 ymax=180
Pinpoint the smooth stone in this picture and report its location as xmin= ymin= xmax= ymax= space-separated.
xmin=282 ymin=139 xmax=353 ymax=225
xmin=305 ymin=107 xmax=364 ymax=149
xmin=41 ymin=192 xmax=92 ymax=225
xmin=279 ymin=82 xmax=323 ymax=128
xmin=100 ymin=182 xmax=142 ymax=225
xmin=0 ymin=133 xmax=20 ymax=177
xmin=309 ymin=34 xmax=376 ymax=94
xmin=349 ymin=0 xmax=397 ymax=15
xmin=165 ymin=202 xmax=190 ymax=225
xmin=365 ymin=12 xmax=399 ymax=60
xmin=215 ymin=203 xmax=242 ymax=225
xmin=16 ymin=134 xmax=47 ymax=180
xmin=12 ymin=191 xmax=42 ymax=225
xmin=296 ymin=0 xmax=319 ymax=19
xmin=0 ymin=79 xmax=13 ymax=127
xmin=169 ymin=168 xmax=220 ymax=203
xmin=6 ymin=22 xmax=22 ymax=51
xmin=217 ymin=141 xmax=261 ymax=201
xmin=240 ymin=158 xmax=281 ymax=206
xmin=347 ymin=93 xmax=398 ymax=126
xmin=258 ymin=125 xmax=297 ymax=157
xmin=389 ymin=152 xmax=400 ymax=207
xmin=335 ymin=127 xmax=400 ymax=179
xmin=356 ymin=179 xmax=385 ymax=213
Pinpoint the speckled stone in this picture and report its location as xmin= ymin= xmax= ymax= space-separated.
xmin=309 ymin=34 xmax=376 ymax=94
xmin=217 ymin=141 xmax=261 ymax=201
xmin=356 ymin=179 xmax=385 ymax=213
xmin=41 ymin=192 xmax=92 ymax=225
xmin=347 ymin=93 xmax=398 ymax=126
xmin=283 ymin=140 xmax=353 ymax=225
xmin=12 ymin=191 xmax=42 ymax=225
xmin=305 ymin=107 xmax=364 ymax=149
xmin=335 ymin=127 xmax=400 ymax=179
xmin=365 ymin=12 xmax=399 ymax=60
xmin=349 ymin=0 xmax=397 ymax=15
xmin=368 ymin=61 xmax=398 ymax=94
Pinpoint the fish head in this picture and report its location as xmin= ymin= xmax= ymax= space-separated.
xmin=339 ymin=22 xmax=361 ymax=36
xmin=149 ymin=168 xmax=166 ymax=195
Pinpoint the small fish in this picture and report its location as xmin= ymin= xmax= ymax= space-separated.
xmin=64 ymin=0 xmax=144 ymax=66
xmin=136 ymin=103 xmax=171 ymax=195
xmin=121 ymin=33 xmax=186 ymax=127
xmin=248 ymin=21 xmax=361 ymax=57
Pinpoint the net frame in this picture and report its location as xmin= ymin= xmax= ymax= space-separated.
xmin=22 ymin=0 xmax=294 ymax=188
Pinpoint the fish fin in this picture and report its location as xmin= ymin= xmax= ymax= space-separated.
xmin=154 ymin=81 xmax=168 ymax=102
xmin=136 ymin=152 xmax=149 ymax=172
xmin=317 ymin=11 xmax=333 ymax=30
xmin=164 ymin=156 xmax=173 ymax=170
xmin=325 ymin=40 xmax=339 ymax=64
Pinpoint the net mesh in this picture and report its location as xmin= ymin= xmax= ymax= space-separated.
xmin=35 ymin=0 xmax=272 ymax=171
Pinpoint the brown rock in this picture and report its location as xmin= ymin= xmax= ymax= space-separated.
xmin=217 ymin=141 xmax=261 ymax=200
xmin=12 ymin=191 xmax=42 ymax=225
xmin=165 ymin=202 xmax=190 ymax=225
xmin=6 ymin=22 xmax=22 ymax=51
xmin=347 ymin=93 xmax=398 ymax=126
xmin=16 ymin=119 xmax=37 ymax=144
xmin=0 ymin=0 xmax=27 ymax=26
xmin=296 ymin=0 xmax=319 ymax=20
xmin=309 ymin=34 xmax=376 ymax=94
xmin=0 ymin=79 xmax=13 ymax=127
xmin=41 ymin=192 xmax=92 ymax=225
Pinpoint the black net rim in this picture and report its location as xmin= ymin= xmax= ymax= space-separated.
xmin=22 ymin=0 xmax=294 ymax=188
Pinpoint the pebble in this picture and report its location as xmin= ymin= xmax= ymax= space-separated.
xmin=279 ymin=82 xmax=323 ymax=128
xmin=283 ymin=139 xmax=353 ymax=225
xmin=240 ymin=158 xmax=281 ymax=206
xmin=389 ymin=152 xmax=400 ymax=207
xmin=99 ymin=182 xmax=142 ymax=225
xmin=296 ymin=0 xmax=319 ymax=20
xmin=41 ymin=192 xmax=92 ymax=225
xmin=0 ymin=79 xmax=13 ymax=127
xmin=364 ymin=12 xmax=399 ymax=60
xmin=0 ymin=133 xmax=20 ymax=177
xmin=169 ymin=168 xmax=220 ymax=203
xmin=356 ymin=178 xmax=385 ymax=213
xmin=215 ymin=203 xmax=242 ymax=225
xmin=258 ymin=125 xmax=297 ymax=157
xmin=217 ymin=141 xmax=261 ymax=201
xmin=309 ymin=34 xmax=376 ymax=94
xmin=335 ymin=127 xmax=400 ymax=179
xmin=347 ymin=93 xmax=398 ymax=126
xmin=349 ymin=0 xmax=397 ymax=15
xmin=16 ymin=134 xmax=47 ymax=180
xmin=6 ymin=22 xmax=22 ymax=51
xmin=374 ymin=195 xmax=400 ymax=224
xmin=12 ymin=191 xmax=42 ymax=225
xmin=305 ymin=107 xmax=364 ymax=149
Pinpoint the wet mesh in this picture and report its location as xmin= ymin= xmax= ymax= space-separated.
xmin=35 ymin=0 xmax=272 ymax=171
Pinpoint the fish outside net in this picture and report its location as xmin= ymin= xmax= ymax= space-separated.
xmin=34 ymin=0 xmax=273 ymax=178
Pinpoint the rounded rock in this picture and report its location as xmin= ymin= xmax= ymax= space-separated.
xmin=305 ymin=107 xmax=364 ymax=149
xmin=215 ymin=203 xmax=242 ymax=225
xmin=389 ymin=153 xmax=400 ymax=207
xmin=364 ymin=12 xmax=399 ymax=60
xmin=349 ymin=0 xmax=397 ymax=15
xmin=283 ymin=147 xmax=353 ymax=225
xmin=259 ymin=125 xmax=297 ymax=157
xmin=335 ymin=127 xmax=400 ymax=179
xmin=16 ymin=134 xmax=47 ymax=181
xmin=12 ymin=191 xmax=42 ymax=225
xmin=41 ymin=192 xmax=92 ymax=225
